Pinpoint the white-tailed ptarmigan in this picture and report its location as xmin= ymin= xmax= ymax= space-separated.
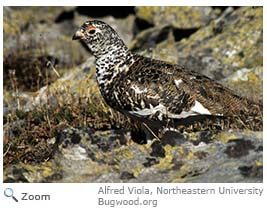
xmin=72 ymin=20 xmax=262 ymax=135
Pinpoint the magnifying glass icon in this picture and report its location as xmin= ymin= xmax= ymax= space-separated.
xmin=4 ymin=188 xmax=18 ymax=202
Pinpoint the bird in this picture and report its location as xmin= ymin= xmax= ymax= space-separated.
xmin=72 ymin=20 xmax=262 ymax=138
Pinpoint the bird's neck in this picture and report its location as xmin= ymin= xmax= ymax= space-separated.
xmin=95 ymin=44 xmax=133 ymax=87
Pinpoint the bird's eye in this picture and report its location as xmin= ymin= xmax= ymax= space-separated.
xmin=89 ymin=29 xmax=96 ymax=35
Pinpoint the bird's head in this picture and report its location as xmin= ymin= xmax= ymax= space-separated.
xmin=72 ymin=20 xmax=127 ymax=59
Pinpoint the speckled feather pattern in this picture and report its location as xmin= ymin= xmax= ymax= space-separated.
xmin=73 ymin=20 xmax=262 ymax=133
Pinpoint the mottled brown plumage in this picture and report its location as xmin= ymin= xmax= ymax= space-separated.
xmin=109 ymin=55 xmax=262 ymax=131
xmin=73 ymin=20 xmax=262 ymax=135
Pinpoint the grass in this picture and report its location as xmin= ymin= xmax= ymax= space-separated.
xmin=3 ymin=44 xmax=132 ymax=166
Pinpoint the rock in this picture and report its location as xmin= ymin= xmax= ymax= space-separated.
xmin=222 ymin=66 xmax=263 ymax=102
xmin=129 ymin=26 xmax=179 ymax=64
xmin=135 ymin=6 xmax=220 ymax=29
xmin=129 ymin=26 xmax=171 ymax=52
xmin=3 ymin=6 xmax=82 ymax=62
xmin=132 ymin=7 xmax=262 ymax=102
xmin=186 ymin=131 xmax=263 ymax=183
xmin=176 ymin=7 xmax=263 ymax=84
xmin=3 ymin=6 xmax=89 ymax=93
xmin=4 ymin=129 xmax=262 ymax=183
xmin=74 ymin=14 xmax=135 ymax=46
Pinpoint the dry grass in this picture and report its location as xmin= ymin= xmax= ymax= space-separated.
xmin=3 ymin=54 xmax=133 ymax=166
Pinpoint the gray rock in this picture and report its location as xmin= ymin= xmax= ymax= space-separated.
xmin=135 ymin=6 xmax=220 ymax=29
xmin=3 ymin=129 xmax=262 ymax=183
xmin=176 ymin=7 xmax=263 ymax=83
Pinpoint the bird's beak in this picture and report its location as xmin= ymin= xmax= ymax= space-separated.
xmin=72 ymin=30 xmax=84 ymax=40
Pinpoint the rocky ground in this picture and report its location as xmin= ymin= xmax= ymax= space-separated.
xmin=3 ymin=6 xmax=263 ymax=183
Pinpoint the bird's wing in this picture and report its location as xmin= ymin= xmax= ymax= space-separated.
xmin=122 ymin=56 xmax=248 ymax=121
xmin=125 ymin=80 xmax=217 ymax=121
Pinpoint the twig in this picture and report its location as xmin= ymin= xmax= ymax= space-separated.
xmin=142 ymin=122 xmax=160 ymax=141
xmin=3 ymin=142 xmax=11 ymax=157
xmin=47 ymin=61 xmax=61 ymax=78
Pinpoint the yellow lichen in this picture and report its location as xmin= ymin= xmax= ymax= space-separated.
xmin=255 ymin=161 xmax=262 ymax=167
xmin=153 ymin=145 xmax=175 ymax=170
xmin=132 ymin=165 xmax=143 ymax=177
xmin=215 ymin=132 xmax=238 ymax=143
xmin=115 ymin=147 xmax=134 ymax=160
xmin=186 ymin=152 xmax=195 ymax=161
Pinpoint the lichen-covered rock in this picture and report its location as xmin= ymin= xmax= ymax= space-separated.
xmin=74 ymin=14 xmax=135 ymax=46
xmin=129 ymin=26 xmax=179 ymax=64
xmin=135 ymin=6 xmax=220 ymax=29
xmin=176 ymin=7 xmax=263 ymax=83
xmin=131 ymin=7 xmax=262 ymax=102
xmin=3 ymin=128 xmax=262 ymax=183
xmin=4 ymin=6 xmax=85 ymax=67
xmin=3 ymin=6 xmax=89 ymax=102
xmin=222 ymin=66 xmax=263 ymax=102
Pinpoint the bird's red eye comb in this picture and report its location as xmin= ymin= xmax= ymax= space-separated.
xmin=86 ymin=25 xmax=96 ymax=32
